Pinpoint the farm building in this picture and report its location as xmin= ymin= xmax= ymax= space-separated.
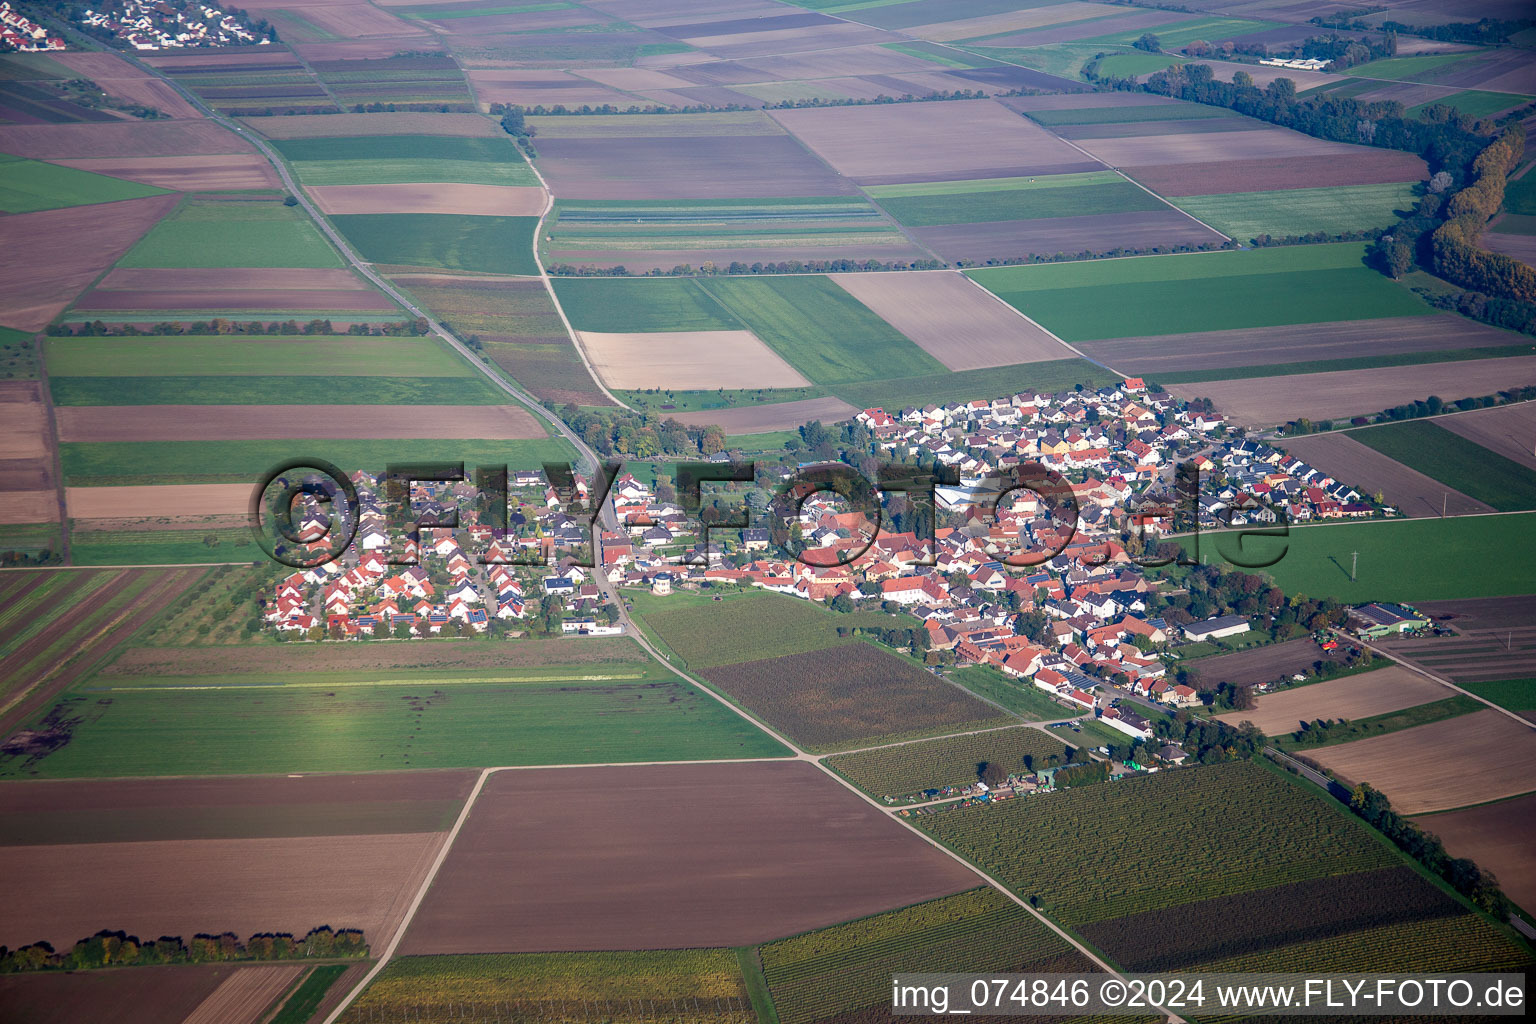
xmin=1183 ymin=614 xmax=1251 ymax=642
xmin=1350 ymin=602 xmax=1429 ymax=638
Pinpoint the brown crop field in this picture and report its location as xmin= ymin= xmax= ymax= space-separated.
xmin=830 ymin=271 xmax=1074 ymax=370
xmin=0 ymin=831 xmax=444 ymax=950
xmin=0 ymin=120 xmax=254 ymax=158
xmin=54 ymin=403 xmax=546 ymax=442
xmin=51 ymin=50 xmax=202 ymax=119
xmin=0 ymin=381 xmax=48 ymax=460
xmin=913 ymin=210 xmax=1222 ymax=262
xmin=97 ymin=267 xmax=373 ymax=292
xmin=770 ymin=101 xmax=1103 ymax=183
xmin=53 ymin=154 xmax=278 ymax=190
xmin=0 ymin=965 xmax=239 ymax=1024
xmin=182 ymin=965 xmax=307 ymax=1024
xmin=1280 ymin=433 xmax=1493 ymax=518
xmin=1169 ymin=355 xmax=1536 ymax=427
xmin=1438 ymin=402 xmax=1536 ymax=472
xmin=0 ymin=489 xmax=55 ymax=524
xmin=0 ymin=194 xmax=179 ymax=331
xmin=1414 ymin=793 xmax=1536 ymax=915
xmin=1124 ymin=151 xmax=1429 ymax=196
xmin=66 ymin=483 xmax=252 ymax=520
xmin=1186 ymin=636 xmax=1347 ymax=688
xmin=669 ymin=396 xmax=859 ymax=433
xmin=103 ymin=635 xmax=648 ymax=679
xmin=534 ymin=135 xmax=857 ymax=199
xmin=1078 ymin=315 xmax=1519 ymax=376
xmin=1215 ymin=666 xmax=1454 ymax=735
xmin=75 ymin=290 xmax=396 ymax=313
xmin=399 ymin=760 xmax=978 ymax=954
xmin=1484 ymin=231 xmax=1536 ymax=267
xmin=239 ymin=112 xmax=502 ymax=139
xmin=701 ymin=643 xmax=1013 ymax=751
xmin=308 ymin=183 xmax=548 ymax=217
xmin=465 ymin=69 xmax=646 ymax=110
xmin=579 ymin=329 xmax=809 ymax=390
xmin=551 ymin=241 xmax=927 ymax=276
xmin=904 ymin=1 xmax=1118 ymax=41
xmin=1073 ymin=126 xmax=1361 ymax=168
xmin=1307 ymin=709 xmax=1536 ymax=813
xmin=0 ymin=771 xmax=475 ymax=846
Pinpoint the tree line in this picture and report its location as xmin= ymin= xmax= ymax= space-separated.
xmin=0 ymin=926 xmax=366 ymax=973
xmin=1283 ymin=385 xmax=1536 ymax=436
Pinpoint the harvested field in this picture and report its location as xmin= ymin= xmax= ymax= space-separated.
xmin=1307 ymin=709 xmax=1536 ymax=813
xmin=1078 ymin=315 xmax=1520 ymax=377
xmin=0 ymin=381 xmax=47 ymax=459
xmin=399 ymin=761 xmax=978 ymax=953
xmin=829 ymin=271 xmax=1074 ymax=370
xmin=1413 ymin=594 xmax=1536 ymax=633
xmin=0 ymin=965 xmax=238 ymax=1024
xmin=578 ymin=329 xmax=809 ymax=391
xmin=1124 ymin=151 xmax=1429 ymax=196
xmin=72 ymin=290 xmax=396 ymax=314
xmin=1433 ymin=399 xmax=1536 ymax=472
xmin=1414 ymin=793 xmax=1536 ymax=915
xmin=308 ymin=183 xmax=546 ymax=217
xmin=1170 ymin=356 xmax=1536 ymax=427
xmin=770 ymin=100 xmax=1103 ymax=182
xmin=54 ymin=404 xmax=546 ymax=442
xmin=668 ymin=396 xmax=858 ymax=433
xmin=51 ymin=154 xmax=277 ymax=190
xmin=913 ymin=209 xmax=1223 ymax=261
xmin=0 ymin=771 xmax=474 ymax=846
xmin=0 ymin=490 xmax=55 ymax=523
xmin=1074 ymin=126 xmax=1359 ymax=167
xmin=1484 ymin=231 xmax=1536 ymax=267
xmin=1186 ymin=637 xmax=1345 ymax=688
xmin=0 ymin=119 xmax=253 ymax=158
xmin=1280 ymin=433 xmax=1494 ymax=518
xmin=905 ymin=1 xmax=1121 ymax=41
xmin=701 ymin=643 xmax=1012 ymax=751
xmin=0 ymin=831 xmax=444 ymax=950
xmin=66 ymin=483 xmax=252 ymax=519
xmin=1215 ymin=666 xmax=1454 ymax=735
xmin=0 ymin=193 xmax=178 ymax=331
xmin=76 ymin=265 xmax=396 ymax=313
xmin=182 ymin=965 xmax=307 ymax=1024
xmin=534 ymin=135 xmax=856 ymax=199
xmin=465 ymin=68 xmax=645 ymax=110
xmin=95 ymin=267 xmax=370 ymax=291
xmin=51 ymin=51 xmax=202 ymax=119
xmin=238 ymin=112 xmax=501 ymax=138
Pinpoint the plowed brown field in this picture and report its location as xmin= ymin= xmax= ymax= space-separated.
xmin=53 ymin=154 xmax=277 ymax=190
xmin=1413 ymin=793 xmax=1536 ymax=915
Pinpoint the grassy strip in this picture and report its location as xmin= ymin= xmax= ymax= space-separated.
xmin=1275 ymin=695 xmax=1484 ymax=751
xmin=1458 ymin=677 xmax=1536 ymax=713
xmin=50 ymin=375 xmax=505 ymax=406
xmin=949 ymin=665 xmax=1071 ymax=721
xmin=269 ymin=965 xmax=350 ymax=1024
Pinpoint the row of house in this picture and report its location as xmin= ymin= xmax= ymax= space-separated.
xmin=80 ymin=0 xmax=264 ymax=49
xmin=1 ymin=3 xmax=64 ymax=51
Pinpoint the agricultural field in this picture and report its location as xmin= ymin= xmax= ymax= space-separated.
xmin=1 ymin=652 xmax=787 ymax=779
xmin=54 ymin=403 xmax=544 ymax=444
xmin=274 ymin=134 xmax=537 ymax=187
xmin=1349 ymin=418 xmax=1536 ymax=513
xmin=1279 ymin=431 xmax=1495 ymax=519
xmin=1307 ymin=709 xmax=1536 ymax=813
xmin=1436 ymin=397 xmax=1536 ymax=472
xmin=1414 ymin=793 xmax=1536 ymax=915
xmin=0 ymin=965 xmax=247 ymax=1024
xmin=700 ymin=643 xmax=1015 ymax=752
xmin=1272 ymin=696 xmax=1485 ymax=751
xmin=394 ymin=274 xmax=607 ymax=406
xmin=340 ymin=950 xmax=755 ymax=1024
xmin=915 ymin=759 xmax=1396 ymax=925
xmin=950 ymin=664 xmax=1077 ymax=720
xmin=826 ymin=726 xmax=1076 ymax=800
xmin=968 ymin=244 xmax=1430 ymax=343
xmin=67 ymin=266 xmax=406 ymax=322
xmin=330 ymin=213 xmax=540 ymax=275
xmin=1173 ymin=182 xmax=1418 ymax=243
xmin=0 ymin=153 xmax=170 ymax=214
xmin=865 ymin=171 xmax=1164 ymax=227
xmin=310 ymin=55 xmax=475 ymax=109
xmin=1376 ymin=596 xmax=1536 ymax=692
xmin=117 ymin=196 xmax=344 ymax=270
xmin=758 ymin=887 xmax=1094 ymax=1024
xmin=1214 ymin=665 xmax=1457 ymax=736
xmin=553 ymin=277 xmax=738 ymax=334
xmin=398 ymin=761 xmax=977 ymax=953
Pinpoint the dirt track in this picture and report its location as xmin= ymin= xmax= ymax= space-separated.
xmin=399 ymin=760 xmax=978 ymax=953
xmin=54 ymin=404 xmax=547 ymax=442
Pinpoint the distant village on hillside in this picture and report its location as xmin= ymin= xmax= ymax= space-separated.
xmin=0 ymin=2 xmax=64 ymax=51
xmin=79 ymin=0 xmax=270 ymax=50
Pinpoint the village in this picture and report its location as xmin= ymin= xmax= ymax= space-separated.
xmin=78 ymin=0 xmax=268 ymax=50
xmin=0 ymin=2 xmax=64 ymax=51
xmin=261 ymin=380 xmax=1402 ymax=745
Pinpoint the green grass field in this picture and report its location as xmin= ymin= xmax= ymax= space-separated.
xmin=0 ymin=154 xmax=169 ymax=213
xmin=1183 ymin=512 xmax=1536 ymax=602
xmin=1350 ymin=419 xmax=1536 ymax=512
xmin=1505 ymin=175 xmax=1536 ymax=216
xmin=1081 ymin=15 xmax=1281 ymax=48
xmin=627 ymin=588 xmax=908 ymax=671
xmin=968 ymin=243 xmax=1431 ymax=342
xmin=1023 ymin=103 xmax=1238 ymax=126
xmin=331 ymin=213 xmax=539 ymax=275
xmin=949 ymin=665 xmax=1074 ymax=720
xmin=50 ymin=375 xmax=505 ymax=407
xmin=118 ymin=198 xmax=343 ymax=269
xmin=62 ymin=437 xmax=571 ymax=486
xmin=270 ymin=966 xmax=349 ymax=1024
xmin=273 ymin=134 xmax=538 ymax=186
xmin=1405 ymin=90 xmax=1530 ymax=121
xmin=70 ymin=527 xmax=260 ymax=566
xmin=1343 ymin=52 xmax=1476 ymax=82
xmin=960 ymin=42 xmax=1132 ymax=81
xmin=697 ymin=276 xmax=944 ymax=385
xmin=1096 ymin=50 xmax=1189 ymax=77
xmin=1174 ymin=183 xmax=1417 ymax=242
xmin=874 ymin=179 xmax=1164 ymax=227
xmin=552 ymin=277 xmax=739 ymax=333
xmin=3 ymin=665 xmax=788 ymax=778
xmin=826 ymin=726 xmax=1073 ymax=799
xmin=44 ymin=336 xmax=474 ymax=377
xmin=1457 ymin=677 xmax=1535 ymax=713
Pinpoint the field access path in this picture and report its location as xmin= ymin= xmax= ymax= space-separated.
xmin=112 ymin=52 xmax=1190 ymax=1024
